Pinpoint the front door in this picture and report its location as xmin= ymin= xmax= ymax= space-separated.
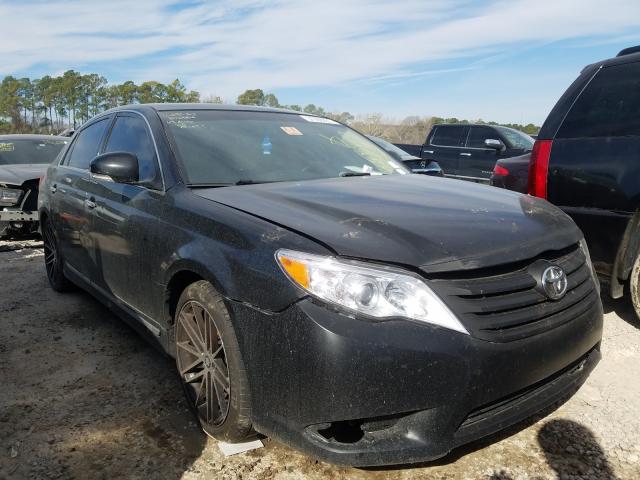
xmin=90 ymin=113 xmax=165 ymax=321
xmin=460 ymin=125 xmax=502 ymax=182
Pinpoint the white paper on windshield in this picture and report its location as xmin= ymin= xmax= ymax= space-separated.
xmin=280 ymin=126 xmax=303 ymax=136
xmin=299 ymin=115 xmax=339 ymax=125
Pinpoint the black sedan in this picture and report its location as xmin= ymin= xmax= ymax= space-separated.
xmin=490 ymin=153 xmax=530 ymax=194
xmin=39 ymin=104 xmax=602 ymax=466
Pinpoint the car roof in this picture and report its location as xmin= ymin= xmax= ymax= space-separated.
xmin=0 ymin=134 xmax=68 ymax=141
xmin=102 ymin=103 xmax=309 ymax=116
xmin=582 ymin=46 xmax=640 ymax=72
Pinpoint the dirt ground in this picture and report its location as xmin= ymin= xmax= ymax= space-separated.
xmin=1 ymin=242 xmax=639 ymax=480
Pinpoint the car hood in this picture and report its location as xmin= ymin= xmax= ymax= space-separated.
xmin=0 ymin=164 xmax=48 ymax=186
xmin=193 ymin=175 xmax=582 ymax=273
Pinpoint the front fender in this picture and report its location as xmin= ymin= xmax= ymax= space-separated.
xmin=159 ymin=208 xmax=330 ymax=313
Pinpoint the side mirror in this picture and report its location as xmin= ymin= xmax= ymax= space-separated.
xmin=484 ymin=138 xmax=505 ymax=151
xmin=90 ymin=152 xmax=139 ymax=184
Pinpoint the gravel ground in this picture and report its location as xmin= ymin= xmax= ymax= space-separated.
xmin=1 ymin=242 xmax=639 ymax=480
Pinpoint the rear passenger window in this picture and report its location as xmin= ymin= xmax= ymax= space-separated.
xmin=466 ymin=126 xmax=498 ymax=148
xmin=104 ymin=115 xmax=159 ymax=185
xmin=430 ymin=126 xmax=467 ymax=147
xmin=557 ymin=62 xmax=640 ymax=138
xmin=66 ymin=118 xmax=110 ymax=169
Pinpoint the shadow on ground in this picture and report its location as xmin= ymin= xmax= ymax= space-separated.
xmin=0 ymin=261 xmax=206 ymax=480
xmin=602 ymin=293 xmax=639 ymax=330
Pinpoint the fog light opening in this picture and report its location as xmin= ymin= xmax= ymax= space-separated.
xmin=317 ymin=420 xmax=365 ymax=444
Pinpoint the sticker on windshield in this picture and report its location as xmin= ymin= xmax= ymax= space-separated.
xmin=0 ymin=143 xmax=14 ymax=152
xmin=299 ymin=115 xmax=339 ymax=125
xmin=280 ymin=126 xmax=303 ymax=136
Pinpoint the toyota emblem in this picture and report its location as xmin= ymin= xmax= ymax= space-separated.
xmin=541 ymin=265 xmax=567 ymax=300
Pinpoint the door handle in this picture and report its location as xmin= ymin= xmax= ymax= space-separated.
xmin=423 ymin=150 xmax=434 ymax=154
xmin=50 ymin=184 xmax=57 ymax=194
xmin=85 ymin=199 xmax=97 ymax=209
xmin=459 ymin=152 xmax=472 ymax=156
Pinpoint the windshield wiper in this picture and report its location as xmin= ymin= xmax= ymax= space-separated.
xmin=234 ymin=179 xmax=269 ymax=185
xmin=339 ymin=171 xmax=371 ymax=177
xmin=186 ymin=180 xmax=272 ymax=188
xmin=186 ymin=183 xmax=234 ymax=188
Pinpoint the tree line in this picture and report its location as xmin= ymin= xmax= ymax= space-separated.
xmin=0 ymin=70 xmax=203 ymax=134
xmin=0 ymin=75 xmax=539 ymax=142
xmin=234 ymin=89 xmax=540 ymax=144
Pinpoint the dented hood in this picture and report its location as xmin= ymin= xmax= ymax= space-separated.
xmin=0 ymin=164 xmax=47 ymax=186
xmin=194 ymin=175 xmax=582 ymax=273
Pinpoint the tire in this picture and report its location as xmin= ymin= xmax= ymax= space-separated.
xmin=0 ymin=221 xmax=9 ymax=239
xmin=42 ymin=219 xmax=73 ymax=292
xmin=630 ymin=253 xmax=640 ymax=320
xmin=175 ymin=280 xmax=253 ymax=442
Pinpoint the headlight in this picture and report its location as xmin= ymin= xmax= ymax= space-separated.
xmin=276 ymin=249 xmax=468 ymax=334
xmin=580 ymin=238 xmax=600 ymax=293
xmin=0 ymin=187 xmax=22 ymax=206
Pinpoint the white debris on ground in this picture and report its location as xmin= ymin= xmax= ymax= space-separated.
xmin=0 ymin=246 xmax=639 ymax=480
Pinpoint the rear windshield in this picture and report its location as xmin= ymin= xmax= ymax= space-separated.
xmin=159 ymin=110 xmax=407 ymax=185
xmin=0 ymin=139 xmax=68 ymax=165
xmin=556 ymin=62 xmax=640 ymax=139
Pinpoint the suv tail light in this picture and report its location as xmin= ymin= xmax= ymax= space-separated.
xmin=527 ymin=140 xmax=553 ymax=199
xmin=493 ymin=164 xmax=509 ymax=176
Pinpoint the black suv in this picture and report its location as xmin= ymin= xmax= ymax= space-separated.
xmin=528 ymin=46 xmax=640 ymax=318
xmin=401 ymin=124 xmax=534 ymax=183
xmin=39 ymin=104 xmax=601 ymax=466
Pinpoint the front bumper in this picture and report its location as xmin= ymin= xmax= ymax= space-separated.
xmin=0 ymin=210 xmax=39 ymax=222
xmin=228 ymin=296 xmax=602 ymax=467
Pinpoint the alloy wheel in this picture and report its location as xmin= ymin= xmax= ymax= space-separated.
xmin=176 ymin=300 xmax=230 ymax=427
xmin=43 ymin=224 xmax=59 ymax=283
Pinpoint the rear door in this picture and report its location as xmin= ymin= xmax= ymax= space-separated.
xmin=459 ymin=125 xmax=503 ymax=182
xmin=53 ymin=117 xmax=112 ymax=281
xmin=423 ymin=125 xmax=468 ymax=178
xmin=548 ymin=60 xmax=640 ymax=269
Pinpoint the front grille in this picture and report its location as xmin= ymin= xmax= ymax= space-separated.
xmin=428 ymin=245 xmax=599 ymax=342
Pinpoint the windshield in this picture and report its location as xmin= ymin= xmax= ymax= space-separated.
xmin=366 ymin=135 xmax=415 ymax=160
xmin=159 ymin=110 xmax=408 ymax=185
xmin=0 ymin=139 xmax=68 ymax=165
xmin=495 ymin=126 xmax=534 ymax=150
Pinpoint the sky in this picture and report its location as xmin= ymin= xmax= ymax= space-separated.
xmin=2 ymin=0 xmax=640 ymax=125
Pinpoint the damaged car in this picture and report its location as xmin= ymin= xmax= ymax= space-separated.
xmin=0 ymin=134 xmax=68 ymax=238
xmin=39 ymin=105 xmax=602 ymax=467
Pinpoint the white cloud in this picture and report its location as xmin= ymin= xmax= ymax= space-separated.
xmin=1 ymin=0 xmax=639 ymax=100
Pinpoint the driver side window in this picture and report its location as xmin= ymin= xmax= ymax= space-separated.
xmin=466 ymin=126 xmax=499 ymax=149
xmin=104 ymin=115 xmax=160 ymax=187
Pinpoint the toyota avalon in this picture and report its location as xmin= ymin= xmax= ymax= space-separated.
xmin=38 ymin=104 xmax=603 ymax=466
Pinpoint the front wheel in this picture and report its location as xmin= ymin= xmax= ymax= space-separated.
xmin=42 ymin=219 xmax=73 ymax=292
xmin=175 ymin=281 xmax=253 ymax=442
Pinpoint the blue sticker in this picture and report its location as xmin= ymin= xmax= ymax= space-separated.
xmin=262 ymin=135 xmax=272 ymax=155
